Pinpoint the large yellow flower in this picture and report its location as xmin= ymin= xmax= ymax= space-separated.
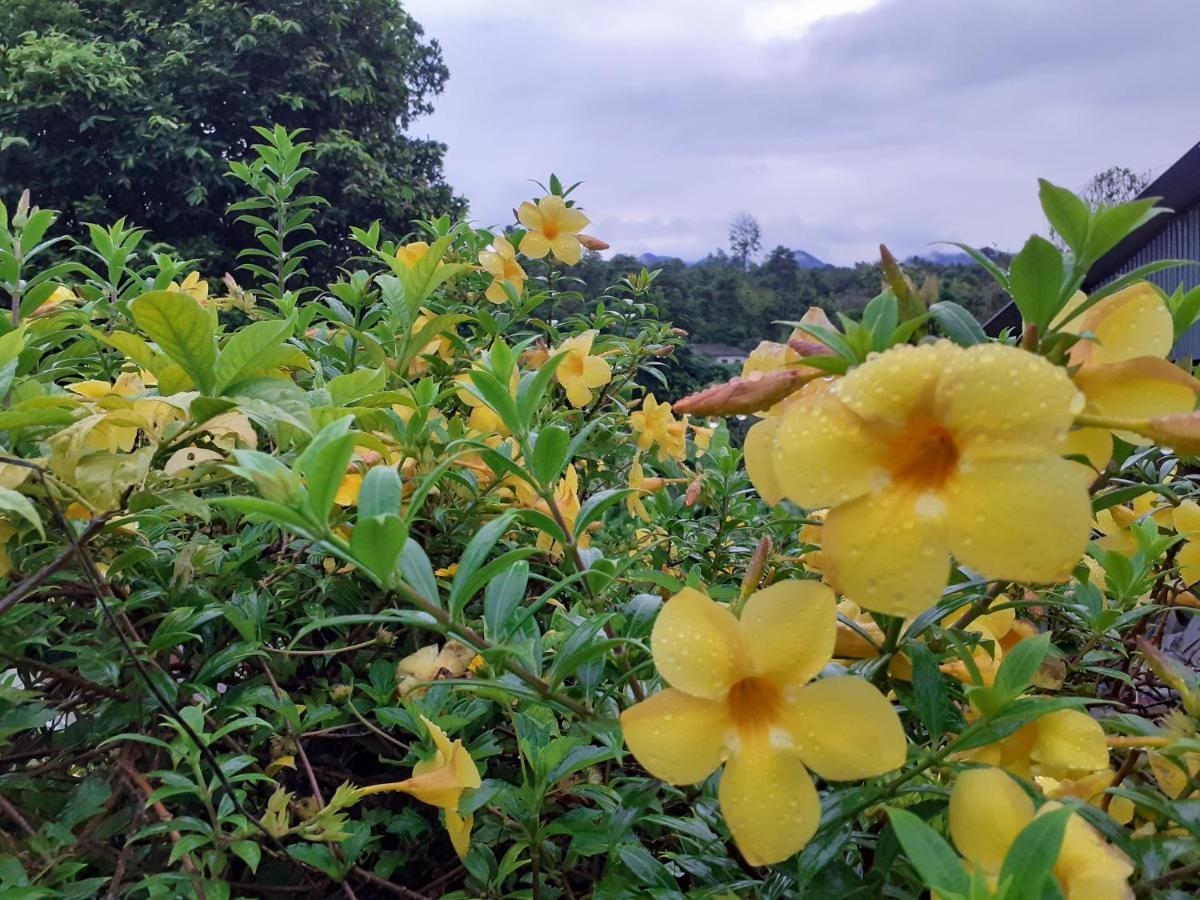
xmin=554 ymin=330 xmax=612 ymax=408
xmin=620 ymin=582 xmax=905 ymax=865
xmin=358 ymin=716 xmax=480 ymax=861
xmin=517 ymin=195 xmax=590 ymax=265
xmin=745 ymin=341 xmax=1090 ymax=617
xmin=479 ymin=236 xmax=527 ymax=304
xmin=1059 ymin=283 xmax=1200 ymax=470
xmin=948 ymin=767 xmax=1133 ymax=899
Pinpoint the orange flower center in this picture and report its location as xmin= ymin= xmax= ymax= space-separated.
xmin=887 ymin=417 xmax=959 ymax=491
xmin=541 ymin=217 xmax=561 ymax=240
xmin=727 ymin=676 xmax=783 ymax=736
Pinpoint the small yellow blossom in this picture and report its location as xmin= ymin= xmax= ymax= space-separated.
xmin=626 ymin=455 xmax=666 ymax=522
xmin=357 ymin=717 xmax=480 ymax=861
xmin=395 ymin=241 xmax=439 ymax=269
xmin=405 ymin=309 xmax=457 ymax=376
xmin=536 ymin=465 xmax=585 ymax=560
xmin=630 ymin=394 xmax=685 ymax=461
xmin=620 ymin=582 xmax=905 ymax=865
xmin=169 ymin=272 xmax=209 ymax=304
xmin=479 ymin=236 xmax=527 ymax=303
xmin=1058 ymin=284 xmax=1200 ymax=470
xmin=745 ymin=341 xmax=1090 ymax=618
xmin=958 ymin=708 xmax=1109 ymax=782
xmin=948 ymin=767 xmax=1133 ymax=898
xmin=517 ymin=195 xmax=590 ymax=265
xmin=554 ymin=330 xmax=612 ymax=409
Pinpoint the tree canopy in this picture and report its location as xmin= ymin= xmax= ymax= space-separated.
xmin=0 ymin=0 xmax=459 ymax=278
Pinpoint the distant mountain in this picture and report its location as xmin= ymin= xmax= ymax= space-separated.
xmin=636 ymin=252 xmax=681 ymax=267
xmin=791 ymin=249 xmax=827 ymax=269
xmin=905 ymin=249 xmax=974 ymax=266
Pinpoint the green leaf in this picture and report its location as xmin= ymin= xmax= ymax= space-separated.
xmin=0 ymin=487 xmax=43 ymax=537
xmin=929 ymin=301 xmax=987 ymax=347
xmin=887 ymin=808 xmax=969 ymax=898
xmin=449 ymin=512 xmax=517 ymax=619
xmin=1084 ymin=198 xmax=1167 ymax=265
xmin=214 ymin=316 xmax=295 ymax=394
xmin=531 ymin=425 xmax=570 ymax=487
xmin=993 ymin=631 xmax=1051 ymax=702
xmin=997 ymin=806 xmax=1072 ymax=899
xmin=908 ymin=642 xmax=950 ymax=742
xmin=129 ymin=290 xmax=217 ymax=394
xmin=294 ymin=417 xmax=356 ymax=524
xmin=862 ymin=291 xmax=899 ymax=352
xmin=1007 ymin=235 xmax=1065 ymax=331
xmin=1038 ymin=179 xmax=1091 ymax=255
xmin=350 ymin=514 xmax=408 ymax=586
xmin=484 ymin=561 xmax=530 ymax=642
xmin=328 ymin=367 xmax=386 ymax=406
xmin=398 ymin=538 xmax=439 ymax=606
xmin=230 ymin=840 xmax=262 ymax=874
xmin=357 ymin=466 xmax=402 ymax=519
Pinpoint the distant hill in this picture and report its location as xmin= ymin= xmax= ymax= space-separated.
xmin=791 ymin=249 xmax=827 ymax=269
xmin=905 ymin=249 xmax=974 ymax=266
xmin=636 ymin=248 xmax=828 ymax=269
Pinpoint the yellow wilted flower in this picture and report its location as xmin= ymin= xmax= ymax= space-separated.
xmin=169 ymin=272 xmax=209 ymax=304
xmin=1058 ymin=284 xmax=1200 ymax=470
xmin=744 ymin=341 xmax=1089 ymax=618
xmin=957 ymin=708 xmax=1109 ymax=782
xmin=554 ymin=330 xmax=611 ymax=408
xmin=630 ymin=394 xmax=685 ymax=461
xmin=620 ymin=582 xmax=905 ymax=865
xmin=357 ymin=716 xmax=481 ymax=861
xmin=517 ymin=195 xmax=590 ymax=265
xmin=396 ymin=641 xmax=474 ymax=697
xmin=948 ymin=767 xmax=1133 ymax=898
xmin=1037 ymin=768 xmax=1135 ymax=825
xmin=478 ymin=236 xmax=526 ymax=304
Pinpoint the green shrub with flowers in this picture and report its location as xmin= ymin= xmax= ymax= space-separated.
xmin=4 ymin=124 xmax=1200 ymax=898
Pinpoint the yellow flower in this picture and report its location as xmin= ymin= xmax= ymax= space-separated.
xmin=1148 ymin=749 xmax=1200 ymax=799
xmin=536 ymin=465 xmax=584 ymax=560
xmin=517 ymin=195 xmax=590 ymax=265
xmin=939 ymin=607 xmax=1039 ymax=688
xmin=479 ymin=236 xmax=527 ymax=304
xmin=169 ymin=272 xmax=209 ymax=304
xmin=334 ymin=473 xmax=363 ymax=508
xmin=744 ymin=341 xmax=1090 ymax=618
xmin=626 ymin=455 xmax=667 ymax=522
xmin=358 ymin=716 xmax=480 ymax=861
xmin=396 ymin=641 xmax=474 ymax=697
xmin=630 ymin=394 xmax=686 ymax=461
xmin=32 ymin=285 xmax=74 ymax=317
xmin=1173 ymin=500 xmax=1200 ymax=585
xmin=949 ymin=767 xmax=1133 ymax=898
xmin=689 ymin=419 xmax=714 ymax=450
xmin=620 ymin=582 xmax=905 ymax=865
xmin=395 ymin=241 xmax=439 ymax=269
xmin=1058 ymin=284 xmax=1200 ymax=470
xmin=554 ymin=330 xmax=612 ymax=408
xmin=958 ymin=708 xmax=1109 ymax=782
xmin=456 ymin=367 xmax=519 ymax=436
xmin=1037 ymin=768 xmax=1135 ymax=825
xmin=406 ymin=309 xmax=457 ymax=376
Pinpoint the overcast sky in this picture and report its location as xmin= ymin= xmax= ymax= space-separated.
xmin=405 ymin=0 xmax=1199 ymax=266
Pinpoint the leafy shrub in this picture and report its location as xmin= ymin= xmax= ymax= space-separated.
xmin=1 ymin=127 xmax=1200 ymax=898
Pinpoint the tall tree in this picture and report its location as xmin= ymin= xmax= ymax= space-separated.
xmin=0 ymin=0 xmax=460 ymax=278
xmin=1081 ymin=165 xmax=1151 ymax=209
xmin=728 ymin=213 xmax=762 ymax=271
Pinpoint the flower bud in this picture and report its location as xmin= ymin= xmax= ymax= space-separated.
xmin=674 ymin=368 xmax=817 ymax=416
xmin=1144 ymin=412 xmax=1200 ymax=455
xmin=577 ymin=234 xmax=609 ymax=251
xmin=330 ymin=684 xmax=353 ymax=703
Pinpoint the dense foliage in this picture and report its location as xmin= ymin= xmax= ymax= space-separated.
xmin=0 ymin=0 xmax=458 ymax=278
xmin=4 ymin=127 xmax=1200 ymax=900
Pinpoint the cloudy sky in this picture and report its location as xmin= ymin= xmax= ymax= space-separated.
xmin=406 ymin=0 xmax=1198 ymax=266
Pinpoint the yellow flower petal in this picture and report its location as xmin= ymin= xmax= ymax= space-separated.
xmin=650 ymin=588 xmax=744 ymax=698
xmin=949 ymin=767 xmax=1033 ymax=874
xmin=771 ymin=389 xmax=887 ymax=508
xmin=581 ymin=354 xmax=612 ymax=389
xmin=1174 ymin=500 xmax=1200 ymax=535
xmin=558 ymin=205 xmax=590 ymax=233
xmin=938 ymin=343 xmax=1083 ymax=445
xmin=822 ymin=488 xmax=950 ymax=618
xmin=1074 ymin=357 xmax=1199 ymax=444
xmin=516 ymin=200 xmax=543 ymax=232
xmin=945 ymin=453 xmax=1090 ymax=585
xmin=1030 ymin=709 xmax=1109 ymax=778
xmin=1052 ymin=804 xmax=1135 ymax=898
xmin=784 ymin=676 xmax=906 ymax=780
xmin=718 ymin=737 xmax=820 ymax=866
xmin=620 ymin=688 xmax=730 ymax=784
xmin=1069 ymin=282 xmax=1173 ymax=365
xmin=744 ymin=417 xmax=784 ymax=505
xmin=1179 ymin=540 xmax=1200 ymax=585
xmin=519 ymin=230 xmax=550 ymax=259
xmin=740 ymin=580 xmax=835 ymax=686
xmin=1064 ymin=425 xmax=1114 ymax=470
xmin=445 ymin=809 xmax=473 ymax=861
xmin=549 ymin=234 xmax=582 ymax=265
xmin=837 ymin=341 xmax=958 ymax=427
